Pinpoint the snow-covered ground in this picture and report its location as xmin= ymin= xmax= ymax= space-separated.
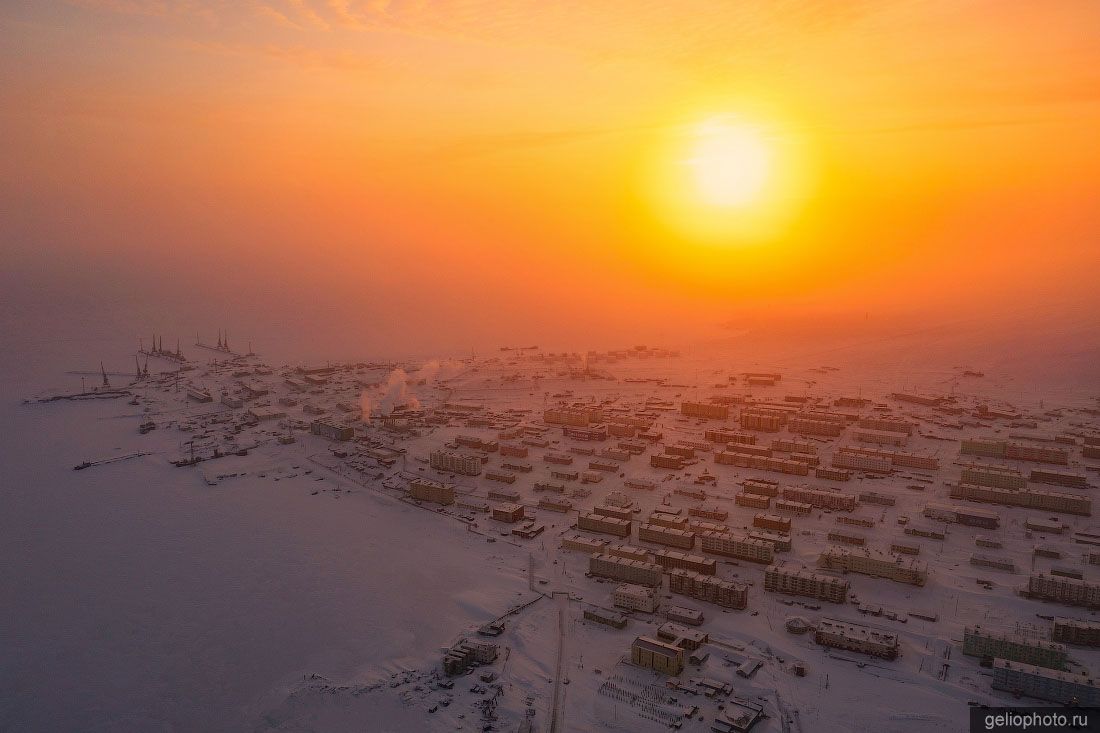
xmin=1 ymin=317 xmax=1098 ymax=733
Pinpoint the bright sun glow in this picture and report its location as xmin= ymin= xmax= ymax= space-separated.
xmin=640 ymin=105 xmax=814 ymax=253
xmin=686 ymin=119 xmax=771 ymax=208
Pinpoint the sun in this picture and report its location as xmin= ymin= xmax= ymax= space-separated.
xmin=638 ymin=106 xmax=813 ymax=249
xmin=686 ymin=118 xmax=771 ymax=208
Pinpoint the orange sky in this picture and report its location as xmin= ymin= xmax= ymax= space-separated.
xmin=2 ymin=1 xmax=1099 ymax=353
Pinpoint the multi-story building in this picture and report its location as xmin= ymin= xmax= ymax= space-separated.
xmin=699 ymin=531 xmax=774 ymax=564
xmin=408 ymin=478 xmax=455 ymax=506
xmin=578 ymin=513 xmax=632 ymax=538
xmin=715 ymin=451 xmax=810 ymax=476
xmin=814 ymin=618 xmax=898 ymax=660
xmin=1052 ymin=618 xmax=1100 ymax=646
xmin=753 ymin=514 xmax=791 ymax=533
xmin=838 ymin=446 xmax=939 ymax=470
xmin=538 ymin=496 xmax=572 ymax=513
xmin=970 ymin=554 xmax=1016 ymax=573
xmin=491 ymin=503 xmax=525 ymax=523
xmin=764 ymin=563 xmax=849 ymax=603
xmin=543 ymin=407 xmax=600 ymax=427
xmin=651 ymin=548 xmax=717 ymax=575
xmin=922 ymin=502 xmax=1000 ymax=529
xmin=992 ymin=659 xmax=1100 ymax=706
xmin=651 ymin=453 xmax=685 ymax=469
xmin=815 ymin=466 xmax=852 ymax=482
xmin=499 ymin=442 xmax=529 ymax=458
xmin=962 ymin=626 xmax=1067 ymax=669
xmin=950 ymin=482 xmax=1091 ymax=517
xmin=705 ymin=428 xmax=755 ymax=445
xmin=630 ymin=635 xmax=684 ymax=675
xmin=589 ymin=553 xmax=663 ymax=587
xmin=563 ymin=425 xmax=608 ymax=441
xmin=638 ymin=523 xmax=696 ymax=550
xmin=1027 ymin=573 xmax=1100 ymax=609
xmin=831 ymin=451 xmax=892 ymax=474
xmin=560 ymin=534 xmax=606 ymax=554
xmin=771 ymin=438 xmax=817 ymax=454
xmin=735 ymin=492 xmax=771 ymax=510
xmin=740 ymin=411 xmax=782 ymax=432
xmin=858 ymin=491 xmax=896 ymax=507
xmin=1030 ymin=469 xmax=1090 ymax=490
xmin=668 ymin=568 xmax=748 ymax=609
xmin=681 ymin=401 xmax=729 ymax=420
xmin=858 ymin=417 xmax=915 ymax=435
xmin=788 ymin=417 xmax=843 ymax=437
xmin=688 ymin=505 xmax=728 ymax=521
xmin=613 ymin=583 xmax=659 ymax=612
xmin=430 ymin=449 xmax=482 ymax=476
xmin=781 ymin=486 xmax=857 ymax=512
xmin=1006 ymin=443 xmax=1069 ymax=465
xmin=818 ymin=547 xmax=928 ymax=586
xmin=775 ymin=499 xmax=813 ymax=515
xmin=827 ymin=530 xmax=866 ymax=546
xmin=605 ymin=543 xmax=650 ymax=562
xmin=959 ymin=463 xmax=1026 ymax=490
xmin=485 ymin=470 xmax=516 ymax=484
xmin=854 ymin=429 xmax=906 ymax=446
xmin=837 ymin=514 xmax=875 ymax=528
xmin=648 ymin=511 xmax=689 ymax=530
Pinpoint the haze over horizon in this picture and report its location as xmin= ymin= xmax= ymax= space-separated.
xmin=3 ymin=0 xmax=1099 ymax=360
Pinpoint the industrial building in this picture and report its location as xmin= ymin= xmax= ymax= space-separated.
xmin=962 ymin=626 xmax=1067 ymax=669
xmin=310 ymin=419 xmax=353 ymax=441
xmin=668 ymin=568 xmax=748 ymax=609
xmin=630 ymin=635 xmax=685 ymax=675
xmin=818 ymin=547 xmax=928 ymax=586
xmin=583 ymin=607 xmax=627 ymax=629
xmin=814 ymin=618 xmax=899 ymax=659
xmin=408 ymin=478 xmax=455 ymax=506
xmin=992 ymin=659 xmax=1100 ymax=706
xmin=764 ymin=563 xmax=849 ymax=603
xmin=442 ymin=638 xmax=498 ymax=675
xmin=430 ymin=449 xmax=482 ymax=476
xmin=613 ymin=583 xmax=659 ymax=612
xmin=699 ymin=531 xmax=774 ymax=564
xmin=589 ymin=553 xmax=663 ymax=587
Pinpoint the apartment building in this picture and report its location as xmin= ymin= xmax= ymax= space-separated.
xmin=814 ymin=618 xmax=899 ymax=660
xmin=764 ymin=562 xmax=849 ymax=603
xmin=408 ymin=478 xmax=455 ymax=506
xmin=699 ymin=531 xmax=774 ymax=564
xmin=613 ymin=583 xmax=659 ymax=613
xmin=962 ymin=626 xmax=1067 ymax=669
xmin=589 ymin=553 xmax=663 ymax=587
xmin=668 ymin=568 xmax=748 ymax=609
xmin=781 ymin=486 xmax=857 ymax=512
xmin=430 ymin=449 xmax=482 ymax=476
xmin=818 ymin=547 xmax=928 ymax=586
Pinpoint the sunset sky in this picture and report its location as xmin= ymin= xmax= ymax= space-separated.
xmin=3 ymin=1 xmax=1099 ymax=354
